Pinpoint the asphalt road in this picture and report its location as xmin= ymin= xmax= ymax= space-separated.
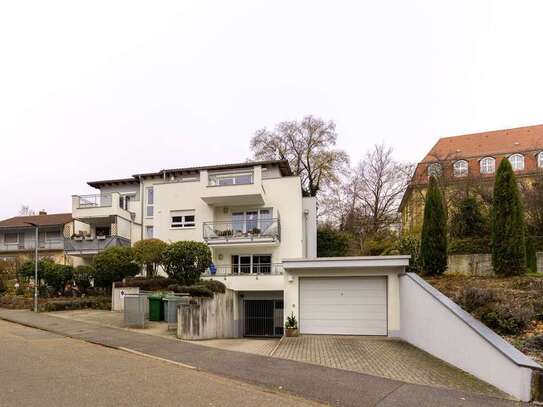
xmin=0 ymin=320 xmax=321 ymax=407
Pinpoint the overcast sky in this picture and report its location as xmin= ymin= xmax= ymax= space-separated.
xmin=1 ymin=1 xmax=542 ymax=218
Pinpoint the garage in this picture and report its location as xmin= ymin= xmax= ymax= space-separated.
xmin=299 ymin=277 xmax=388 ymax=335
xmin=282 ymin=256 xmax=409 ymax=337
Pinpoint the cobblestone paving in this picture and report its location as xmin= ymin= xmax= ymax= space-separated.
xmin=272 ymin=335 xmax=507 ymax=398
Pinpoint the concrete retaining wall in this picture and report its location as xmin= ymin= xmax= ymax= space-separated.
xmin=177 ymin=290 xmax=236 ymax=340
xmin=111 ymin=286 xmax=140 ymax=312
xmin=399 ymin=272 xmax=540 ymax=401
xmin=446 ymin=252 xmax=543 ymax=276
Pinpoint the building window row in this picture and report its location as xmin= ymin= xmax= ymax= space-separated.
xmin=428 ymin=152 xmax=543 ymax=178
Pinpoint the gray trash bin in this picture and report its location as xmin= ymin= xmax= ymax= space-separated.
xmin=124 ymin=294 xmax=147 ymax=328
xmin=163 ymin=295 xmax=188 ymax=328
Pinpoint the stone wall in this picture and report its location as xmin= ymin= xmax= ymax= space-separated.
xmin=446 ymin=252 xmax=543 ymax=276
xmin=177 ymin=289 xmax=236 ymax=340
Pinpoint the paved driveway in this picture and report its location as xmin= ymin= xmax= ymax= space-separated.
xmin=272 ymin=335 xmax=506 ymax=398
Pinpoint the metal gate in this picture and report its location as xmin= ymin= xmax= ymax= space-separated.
xmin=244 ymin=300 xmax=283 ymax=337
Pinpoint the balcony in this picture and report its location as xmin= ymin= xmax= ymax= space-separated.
xmin=72 ymin=193 xmax=134 ymax=221
xmin=204 ymin=263 xmax=284 ymax=276
xmin=203 ymin=219 xmax=280 ymax=246
xmin=64 ymin=235 xmax=131 ymax=256
xmin=0 ymin=240 xmax=64 ymax=252
xmin=200 ymin=170 xmax=265 ymax=206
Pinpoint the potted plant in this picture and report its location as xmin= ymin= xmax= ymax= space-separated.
xmin=73 ymin=231 xmax=84 ymax=241
xmin=284 ymin=313 xmax=299 ymax=337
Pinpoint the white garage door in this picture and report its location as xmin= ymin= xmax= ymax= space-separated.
xmin=299 ymin=277 xmax=387 ymax=335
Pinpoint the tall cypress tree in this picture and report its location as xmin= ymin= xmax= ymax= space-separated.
xmin=420 ymin=176 xmax=448 ymax=275
xmin=492 ymin=158 xmax=526 ymax=276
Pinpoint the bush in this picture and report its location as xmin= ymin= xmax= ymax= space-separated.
xmin=168 ymin=284 xmax=214 ymax=298
xmin=526 ymin=236 xmax=537 ymax=274
xmin=492 ymin=159 xmax=526 ymax=276
xmin=457 ymin=287 xmax=497 ymax=313
xmin=420 ymin=176 xmax=448 ymax=275
xmin=133 ymin=239 xmax=168 ymax=277
xmin=476 ymin=303 xmax=531 ymax=335
xmin=43 ymin=264 xmax=74 ymax=293
xmin=18 ymin=258 xmax=56 ymax=281
xmin=385 ymin=234 xmax=422 ymax=273
xmin=317 ymin=226 xmax=351 ymax=257
xmin=73 ymin=265 xmax=94 ymax=292
xmin=199 ymin=279 xmax=226 ymax=294
xmin=525 ymin=335 xmax=543 ymax=352
xmin=39 ymin=297 xmax=111 ymax=312
xmin=448 ymin=238 xmax=491 ymax=255
xmin=93 ymin=246 xmax=139 ymax=288
xmin=449 ymin=196 xmax=489 ymax=239
xmin=162 ymin=241 xmax=212 ymax=285
xmin=117 ymin=276 xmax=171 ymax=291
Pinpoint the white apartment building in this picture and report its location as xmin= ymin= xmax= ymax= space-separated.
xmin=67 ymin=160 xmax=317 ymax=336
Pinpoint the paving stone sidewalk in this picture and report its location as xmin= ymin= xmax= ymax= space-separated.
xmin=0 ymin=309 xmax=527 ymax=407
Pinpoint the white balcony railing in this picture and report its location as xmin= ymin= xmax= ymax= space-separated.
xmin=204 ymin=263 xmax=284 ymax=276
xmin=0 ymin=240 xmax=65 ymax=252
xmin=76 ymin=194 xmax=113 ymax=209
xmin=203 ymin=219 xmax=280 ymax=243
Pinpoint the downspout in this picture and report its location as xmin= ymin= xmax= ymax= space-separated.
xmin=139 ymin=176 xmax=144 ymax=242
xmin=303 ymin=209 xmax=309 ymax=258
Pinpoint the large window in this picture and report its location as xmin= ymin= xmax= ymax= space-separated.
xmin=145 ymin=187 xmax=154 ymax=217
xmin=538 ymin=152 xmax=543 ymax=168
xmin=171 ymin=210 xmax=196 ymax=229
xmin=231 ymin=254 xmax=272 ymax=274
xmin=232 ymin=209 xmax=272 ymax=233
xmin=4 ymin=233 xmax=18 ymax=244
xmin=209 ymin=172 xmax=253 ymax=186
xmin=145 ymin=226 xmax=154 ymax=239
xmin=508 ymin=154 xmax=525 ymax=171
xmin=453 ymin=160 xmax=468 ymax=177
xmin=480 ymin=157 xmax=495 ymax=174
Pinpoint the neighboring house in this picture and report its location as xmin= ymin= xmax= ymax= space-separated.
xmin=0 ymin=212 xmax=73 ymax=266
xmin=400 ymin=124 xmax=543 ymax=232
xmin=70 ymin=160 xmax=318 ymax=336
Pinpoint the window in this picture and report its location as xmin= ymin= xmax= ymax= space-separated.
xmin=231 ymin=209 xmax=272 ymax=233
xmin=453 ymin=160 xmax=468 ymax=177
xmin=146 ymin=187 xmax=154 ymax=217
xmin=427 ymin=163 xmax=442 ymax=177
xmin=209 ymin=172 xmax=253 ymax=186
xmin=4 ymin=233 xmax=18 ymax=244
xmin=509 ymin=154 xmax=525 ymax=171
xmin=45 ymin=231 xmax=61 ymax=241
xmin=171 ymin=210 xmax=196 ymax=228
xmin=480 ymin=157 xmax=495 ymax=174
xmin=538 ymin=152 xmax=543 ymax=168
xmin=145 ymin=226 xmax=154 ymax=239
xmin=120 ymin=193 xmax=137 ymax=210
xmin=231 ymin=254 xmax=272 ymax=274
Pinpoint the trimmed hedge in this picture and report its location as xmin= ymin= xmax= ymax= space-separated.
xmin=116 ymin=277 xmax=171 ymax=291
xmin=167 ymin=280 xmax=226 ymax=298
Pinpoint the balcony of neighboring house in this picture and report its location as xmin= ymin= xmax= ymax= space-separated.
xmin=0 ymin=229 xmax=65 ymax=253
xmin=203 ymin=217 xmax=280 ymax=247
xmin=64 ymin=216 xmax=131 ymax=257
xmin=72 ymin=192 xmax=135 ymax=221
xmin=200 ymin=167 xmax=265 ymax=206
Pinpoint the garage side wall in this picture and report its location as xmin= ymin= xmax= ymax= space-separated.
xmin=399 ymin=273 xmax=538 ymax=401
xmin=283 ymin=268 xmax=401 ymax=336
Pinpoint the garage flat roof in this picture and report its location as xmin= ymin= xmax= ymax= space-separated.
xmin=282 ymin=256 xmax=410 ymax=270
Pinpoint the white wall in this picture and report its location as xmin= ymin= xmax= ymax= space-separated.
xmin=283 ymin=267 xmax=402 ymax=336
xmin=302 ymin=197 xmax=317 ymax=258
xmin=399 ymin=273 xmax=539 ymax=401
xmin=203 ymin=274 xmax=284 ymax=291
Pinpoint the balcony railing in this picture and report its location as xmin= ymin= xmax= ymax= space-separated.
xmin=76 ymin=194 xmax=113 ymax=209
xmin=64 ymin=235 xmax=130 ymax=253
xmin=203 ymin=219 xmax=280 ymax=243
xmin=0 ymin=240 xmax=65 ymax=252
xmin=204 ymin=263 xmax=284 ymax=276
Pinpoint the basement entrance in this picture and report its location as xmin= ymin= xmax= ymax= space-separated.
xmin=243 ymin=298 xmax=284 ymax=337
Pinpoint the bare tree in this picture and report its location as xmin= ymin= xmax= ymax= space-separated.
xmin=19 ymin=205 xmax=36 ymax=216
xmin=250 ymin=115 xmax=349 ymax=197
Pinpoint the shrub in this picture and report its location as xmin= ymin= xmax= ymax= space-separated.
xmin=39 ymin=297 xmax=111 ymax=312
xmin=93 ymin=246 xmax=139 ymax=288
xmin=317 ymin=226 xmax=351 ymax=257
xmin=526 ymin=236 xmax=537 ymax=274
xmin=525 ymin=335 xmax=543 ymax=352
xmin=73 ymin=265 xmax=94 ymax=292
xmin=117 ymin=276 xmax=171 ymax=291
xmin=168 ymin=284 xmax=214 ymax=298
xmin=18 ymin=258 xmax=56 ymax=281
xmin=492 ymin=159 xmax=526 ymax=276
xmin=0 ymin=279 xmax=5 ymax=296
xmin=449 ymin=196 xmax=489 ymax=239
xmin=448 ymin=238 xmax=491 ymax=255
xmin=199 ymin=279 xmax=226 ymax=294
xmin=457 ymin=287 xmax=497 ymax=313
xmin=285 ymin=313 xmax=298 ymax=329
xmin=162 ymin=241 xmax=212 ymax=285
xmin=133 ymin=239 xmax=168 ymax=277
xmin=43 ymin=264 xmax=74 ymax=293
xmin=476 ymin=303 xmax=531 ymax=335
xmin=385 ymin=234 xmax=422 ymax=273
xmin=420 ymin=176 xmax=448 ymax=275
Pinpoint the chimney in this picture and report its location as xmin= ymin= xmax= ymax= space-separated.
xmin=39 ymin=210 xmax=47 ymax=215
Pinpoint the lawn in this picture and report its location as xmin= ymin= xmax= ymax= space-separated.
xmin=425 ymin=274 xmax=543 ymax=365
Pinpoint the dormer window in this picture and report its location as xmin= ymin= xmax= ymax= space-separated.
xmin=480 ymin=157 xmax=495 ymax=174
xmin=508 ymin=154 xmax=524 ymax=171
xmin=538 ymin=152 xmax=543 ymax=168
xmin=427 ymin=163 xmax=442 ymax=177
xmin=453 ymin=160 xmax=468 ymax=177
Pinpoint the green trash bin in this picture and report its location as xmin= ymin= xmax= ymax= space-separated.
xmin=148 ymin=294 xmax=165 ymax=321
